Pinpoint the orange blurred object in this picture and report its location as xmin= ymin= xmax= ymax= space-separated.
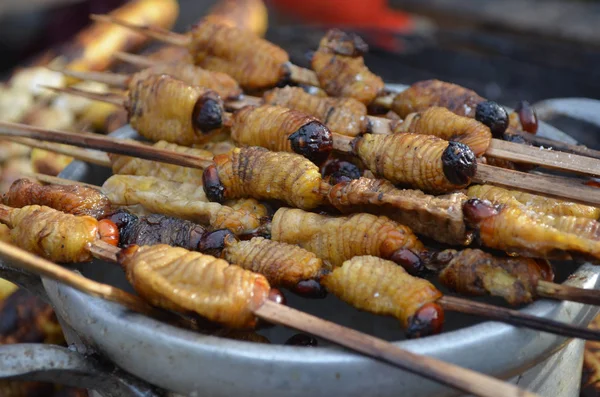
xmin=269 ymin=0 xmax=415 ymax=51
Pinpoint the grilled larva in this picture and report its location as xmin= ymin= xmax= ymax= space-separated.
xmin=0 ymin=205 xmax=118 ymax=263
xmin=321 ymin=256 xmax=444 ymax=337
xmin=391 ymin=107 xmax=492 ymax=157
xmin=109 ymin=140 xmax=212 ymax=184
xmin=223 ymin=236 xmax=326 ymax=291
xmin=263 ymin=86 xmax=369 ymax=137
xmin=311 ymin=29 xmax=384 ymax=104
xmin=3 ymin=179 xmax=112 ymax=219
xmin=352 ymin=133 xmax=477 ymax=193
xmin=128 ymin=62 xmax=242 ymax=99
xmin=230 ymin=105 xmax=333 ymax=164
xmin=429 ymin=249 xmax=554 ymax=305
xmin=127 ymin=74 xmax=224 ymax=145
xmin=117 ymin=244 xmax=272 ymax=328
xmin=187 ymin=19 xmax=289 ymax=90
xmin=390 ymin=79 xmax=509 ymax=137
xmin=271 ymin=208 xmax=425 ymax=274
xmin=463 ymin=199 xmax=600 ymax=261
xmin=203 ymin=147 xmax=328 ymax=209
xmin=467 ymin=184 xmax=600 ymax=219
xmin=0 ymin=224 xmax=10 ymax=244
xmin=328 ymin=178 xmax=470 ymax=246
xmin=102 ymin=175 xmax=266 ymax=235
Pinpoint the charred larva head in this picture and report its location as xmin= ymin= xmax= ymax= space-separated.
xmin=462 ymin=198 xmax=499 ymax=226
xmin=192 ymin=92 xmax=224 ymax=133
xmin=475 ymin=100 xmax=509 ymax=137
xmin=202 ymin=164 xmax=226 ymax=203
xmin=285 ymin=333 xmax=319 ymax=347
xmin=515 ymin=100 xmax=538 ymax=134
xmin=321 ymin=159 xmax=361 ymax=185
xmin=105 ymin=209 xmax=138 ymax=247
xmin=405 ymin=302 xmax=445 ymax=338
xmin=268 ymin=288 xmax=286 ymax=305
xmin=442 ymin=141 xmax=477 ymax=186
xmin=197 ymin=229 xmax=237 ymax=257
xmin=288 ymin=121 xmax=333 ymax=165
xmin=323 ymin=29 xmax=369 ymax=57
xmin=291 ymin=279 xmax=328 ymax=299
xmin=389 ymin=248 xmax=426 ymax=276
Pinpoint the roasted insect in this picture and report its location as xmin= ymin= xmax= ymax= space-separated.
xmin=311 ymin=29 xmax=385 ymax=104
xmin=127 ymin=74 xmax=225 ymax=145
xmin=0 ymin=204 xmax=118 ymax=263
xmin=321 ymin=256 xmax=444 ymax=338
xmin=270 ymin=208 xmax=426 ymax=274
xmin=3 ymin=178 xmax=112 ymax=219
xmin=389 ymin=79 xmax=510 ymax=137
xmin=327 ymin=177 xmax=470 ymax=245
xmin=102 ymin=175 xmax=267 ymax=235
xmin=203 ymin=147 xmax=328 ymax=209
xmin=263 ymin=86 xmax=369 ymax=137
xmin=351 ymin=133 xmax=477 ymax=193
xmin=223 ymin=236 xmax=327 ymax=295
xmin=463 ymin=199 xmax=600 ymax=261
xmin=117 ymin=244 xmax=275 ymax=328
xmin=391 ymin=107 xmax=492 ymax=157
xmin=428 ymin=249 xmax=554 ymax=305
xmin=230 ymin=105 xmax=333 ymax=164
xmin=467 ymin=184 xmax=600 ymax=219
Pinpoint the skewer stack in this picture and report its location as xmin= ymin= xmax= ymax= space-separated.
xmin=1 ymin=4 xmax=600 ymax=397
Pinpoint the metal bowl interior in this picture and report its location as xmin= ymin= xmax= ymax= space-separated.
xmin=5 ymin=85 xmax=600 ymax=396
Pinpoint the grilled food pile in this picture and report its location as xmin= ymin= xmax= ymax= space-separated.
xmin=0 ymin=1 xmax=599 ymax=391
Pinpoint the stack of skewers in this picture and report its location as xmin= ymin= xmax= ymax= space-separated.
xmin=2 ymin=2 xmax=600 ymax=396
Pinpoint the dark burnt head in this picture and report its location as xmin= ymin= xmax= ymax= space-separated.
xmin=288 ymin=121 xmax=333 ymax=165
xmin=475 ymin=100 xmax=509 ymax=137
xmin=441 ymin=141 xmax=477 ymax=186
xmin=389 ymin=249 xmax=426 ymax=276
xmin=197 ymin=229 xmax=236 ymax=257
xmin=202 ymin=164 xmax=226 ymax=203
xmin=291 ymin=279 xmax=328 ymax=299
xmin=105 ymin=209 xmax=138 ymax=247
xmin=321 ymin=158 xmax=361 ymax=185
xmin=462 ymin=198 xmax=498 ymax=227
xmin=192 ymin=91 xmax=224 ymax=133
xmin=268 ymin=288 xmax=286 ymax=305
xmin=406 ymin=302 xmax=445 ymax=338
xmin=285 ymin=333 xmax=319 ymax=347
xmin=515 ymin=100 xmax=538 ymax=134
xmin=323 ymin=29 xmax=369 ymax=57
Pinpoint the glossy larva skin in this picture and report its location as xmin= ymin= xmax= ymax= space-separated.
xmin=188 ymin=20 xmax=289 ymax=90
xmin=119 ymin=244 xmax=270 ymax=328
xmin=263 ymin=86 xmax=369 ymax=137
xmin=208 ymin=147 xmax=326 ymax=210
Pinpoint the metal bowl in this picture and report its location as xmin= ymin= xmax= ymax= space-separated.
xmin=2 ymin=87 xmax=599 ymax=396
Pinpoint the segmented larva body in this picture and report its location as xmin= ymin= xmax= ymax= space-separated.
xmin=4 ymin=205 xmax=100 ymax=263
xmin=127 ymin=74 xmax=223 ymax=145
xmin=271 ymin=208 xmax=424 ymax=267
xmin=434 ymin=249 xmax=554 ymax=305
xmin=3 ymin=178 xmax=111 ymax=219
xmin=312 ymin=29 xmax=384 ymax=104
xmin=206 ymin=147 xmax=327 ymax=209
xmin=321 ymin=256 xmax=442 ymax=331
xmin=263 ymin=86 xmax=369 ymax=137
xmin=118 ymin=244 xmax=271 ymax=328
xmin=328 ymin=178 xmax=470 ymax=246
xmin=354 ymin=133 xmax=476 ymax=193
xmin=109 ymin=140 xmax=212 ymax=184
xmin=188 ymin=20 xmax=289 ymax=90
xmin=230 ymin=105 xmax=333 ymax=163
xmin=467 ymin=184 xmax=600 ymax=219
xmin=223 ymin=237 xmax=325 ymax=289
xmin=130 ymin=62 xmax=242 ymax=100
xmin=465 ymin=200 xmax=600 ymax=261
xmin=392 ymin=107 xmax=492 ymax=157
xmin=102 ymin=175 xmax=265 ymax=235
xmin=391 ymin=79 xmax=485 ymax=118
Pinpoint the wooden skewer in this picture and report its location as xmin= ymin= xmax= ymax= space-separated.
xmin=513 ymin=131 xmax=600 ymax=161
xmin=0 ymin=241 xmax=558 ymax=397
xmin=6 ymin=137 xmax=111 ymax=168
xmin=2 ymin=120 xmax=600 ymax=207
